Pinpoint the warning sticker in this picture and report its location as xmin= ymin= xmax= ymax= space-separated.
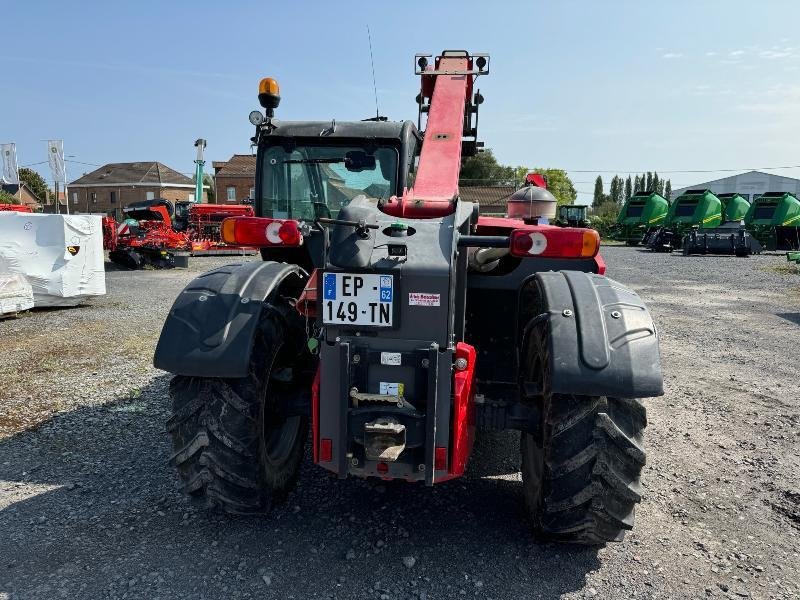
xmin=379 ymin=382 xmax=404 ymax=396
xmin=408 ymin=292 xmax=440 ymax=307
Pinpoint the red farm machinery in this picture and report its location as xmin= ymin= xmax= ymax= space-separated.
xmin=154 ymin=51 xmax=663 ymax=544
xmin=103 ymin=199 xmax=256 ymax=268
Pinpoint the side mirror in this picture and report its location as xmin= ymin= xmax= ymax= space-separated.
xmin=344 ymin=150 xmax=376 ymax=172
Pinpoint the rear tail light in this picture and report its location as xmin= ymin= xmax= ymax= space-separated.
xmin=220 ymin=217 xmax=303 ymax=247
xmin=320 ymin=438 xmax=332 ymax=462
xmin=510 ymin=227 xmax=599 ymax=258
xmin=435 ymin=446 xmax=448 ymax=471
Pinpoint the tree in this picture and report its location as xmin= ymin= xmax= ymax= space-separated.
xmin=19 ymin=168 xmax=49 ymax=204
xmin=460 ymin=149 xmax=514 ymax=180
xmin=611 ymin=176 xmax=625 ymax=205
xmin=529 ymin=168 xmax=577 ymax=206
xmin=664 ymin=179 xmax=672 ymax=200
xmin=0 ymin=189 xmax=20 ymax=204
xmin=625 ymin=175 xmax=632 ymax=201
xmin=634 ymin=175 xmax=641 ymax=193
xmin=652 ymin=172 xmax=660 ymax=196
xmin=593 ymin=175 xmax=604 ymax=208
xmin=645 ymin=171 xmax=653 ymax=192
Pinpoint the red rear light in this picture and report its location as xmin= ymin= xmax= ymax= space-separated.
xmin=435 ymin=446 xmax=448 ymax=471
xmin=509 ymin=228 xmax=599 ymax=258
xmin=220 ymin=217 xmax=304 ymax=247
xmin=376 ymin=462 xmax=389 ymax=474
xmin=320 ymin=438 xmax=332 ymax=462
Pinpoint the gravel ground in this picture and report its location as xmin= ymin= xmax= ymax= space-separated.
xmin=1 ymin=249 xmax=798 ymax=600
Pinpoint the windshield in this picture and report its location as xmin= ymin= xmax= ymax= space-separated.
xmin=259 ymin=144 xmax=398 ymax=220
xmin=561 ymin=207 xmax=585 ymax=220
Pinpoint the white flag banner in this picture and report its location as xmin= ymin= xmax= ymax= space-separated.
xmin=47 ymin=139 xmax=66 ymax=186
xmin=1 ymin=143 xmax=19 ymax=185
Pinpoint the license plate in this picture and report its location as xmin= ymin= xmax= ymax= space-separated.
xmin=322 ymin=272 xmax=393 ymax=327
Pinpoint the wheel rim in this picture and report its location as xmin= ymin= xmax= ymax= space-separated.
xmin=260 ymin=340 xmax=303 ymax=466
xmin=263 ymin=414 xmax=302 ymax=465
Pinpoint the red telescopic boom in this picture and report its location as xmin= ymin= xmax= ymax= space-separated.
xmin=381 ymin=51 xmax=488 ymax=218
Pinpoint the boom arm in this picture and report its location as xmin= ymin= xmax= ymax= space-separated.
xmin=382 ymin=51 xmax=488 ymax=218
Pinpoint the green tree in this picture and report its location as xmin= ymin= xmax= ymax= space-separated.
xmin=633 ymin=174 xmax=640 ymax=193
xmin=528 ymin=168 xmax=577 ymax=206
xmin=460 ymin=149 xmax=514 ymax=180
xmin=664 ymin=179 xmax=672 ymax=200
xmin=645 ymin=171 xmax=653 ymax=191
xmin=593 ymin=175 xmax=604 ymax=208
xmin=625 ymin=175 xmax=632 ymax=201
xmin=652 ymin=172 xmax=660 ymax=196
xmin=0 ymin=189 xmax=20 ymax=204
xmin=19 ymin=168 xmax=50 ymax=203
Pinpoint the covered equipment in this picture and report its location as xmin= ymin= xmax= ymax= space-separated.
xmin=0 ymin=213 xmax=106 ymax=306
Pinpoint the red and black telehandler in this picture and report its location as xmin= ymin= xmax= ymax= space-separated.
xmin=154 ymin=51 xmax=663 ymax=544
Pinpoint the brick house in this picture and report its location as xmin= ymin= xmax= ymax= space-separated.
xmin=213 ymin=154 xmax=256 ymax=204
xmin=1 ymin=182 xmax=43 ymax=211
xmin=68 ymin=162 xmax=208 ymax=218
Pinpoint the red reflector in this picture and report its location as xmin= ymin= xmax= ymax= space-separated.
xmin=509 ymin=227 xmax=599 ymax=259
xmin=435 ymin=446 xmax=448 ymax=471
xmin=320 ymin=438 xmax=332 ymax=462
xmin=377 ymin=462 xmax=389 ymax=474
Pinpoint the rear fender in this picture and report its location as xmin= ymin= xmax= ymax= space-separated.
xmin=153 ymin=261 xmax=306 ymax=377
xmin=532 ymin=271 xmax=663 ymax=398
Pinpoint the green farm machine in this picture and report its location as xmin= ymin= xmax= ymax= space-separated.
xmin=745 ymin=192 xmax=800 ymax=251
xmin=718 ymin=193 xmax=750 ymax=222
xmin=612 ymin=191 xmax=669 ymax=245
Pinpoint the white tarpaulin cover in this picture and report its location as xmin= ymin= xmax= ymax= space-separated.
xmin=0 ymin=273 xmax=34 ymax=315
xmin=0 ymin=213 xmax=106 ymax=307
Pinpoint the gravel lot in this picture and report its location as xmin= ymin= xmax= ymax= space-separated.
xmin=1 ymin=248 xmax=798 ymax=600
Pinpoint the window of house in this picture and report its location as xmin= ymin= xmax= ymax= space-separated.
xmin=72 ymin=192 xmax=78 ymax=205
xmin=110 ymin=191 xmax=116 ymax=204
xmin=227 ymin=186 xmax=236 ymax=202
xmin=91 ymin=192 xmax=97 ymax=204
xmin=146 ymin=191 xmax=155 ymax=201
xmin=249 ymin=187 xmax=256 ymax=200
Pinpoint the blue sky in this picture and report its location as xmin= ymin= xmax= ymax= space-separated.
xmin=3 ymin=0 xmax=800 ymax=202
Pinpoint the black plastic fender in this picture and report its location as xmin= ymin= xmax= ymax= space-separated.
xmin=533 ymin=271 xmax=663 ymax=398
xmin=153 ymin=261 xmax=306 ymax=378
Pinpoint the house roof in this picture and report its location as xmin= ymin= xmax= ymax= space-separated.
xmin=70 ymin=162 xmax=193 ymax=186
xmin=2 ymin=182 xmax=42 ymax=207
xmin=213 ymin=154 xmax=256 ymax=177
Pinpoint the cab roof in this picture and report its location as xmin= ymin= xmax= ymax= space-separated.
xmin=263 ymin=119 xmax=418 ymax=142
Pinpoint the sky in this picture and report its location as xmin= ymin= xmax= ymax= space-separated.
xmin=2 ymin=0 xmax=800 ymax=203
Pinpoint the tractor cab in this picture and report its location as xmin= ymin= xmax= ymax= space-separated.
xmin=244 ymin=117 xmax=421 ymax=271
xmin=554 ymin=204 xmax=589 ymax=228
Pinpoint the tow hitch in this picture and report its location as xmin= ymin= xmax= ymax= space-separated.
xmin=364 ymin=418 xmax=407 ymax=461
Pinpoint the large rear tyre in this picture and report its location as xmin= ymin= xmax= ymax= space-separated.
xmin=166 ymin=301 xmax=308 ymax=513
xmin=520 ymin=320 xmax=647 ymax=544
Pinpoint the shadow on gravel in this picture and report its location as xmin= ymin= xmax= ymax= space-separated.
xmin=0 ymin=374 xmax=600 ymax=600
xmin=776 ymin=312 xmax=800 ymax=326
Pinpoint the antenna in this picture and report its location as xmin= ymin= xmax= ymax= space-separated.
xmin=367 ymin=25 xmax=380 ymax=119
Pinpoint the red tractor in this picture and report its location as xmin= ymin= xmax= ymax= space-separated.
xmin=154 ymin=51 xmax=662 ymax=544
